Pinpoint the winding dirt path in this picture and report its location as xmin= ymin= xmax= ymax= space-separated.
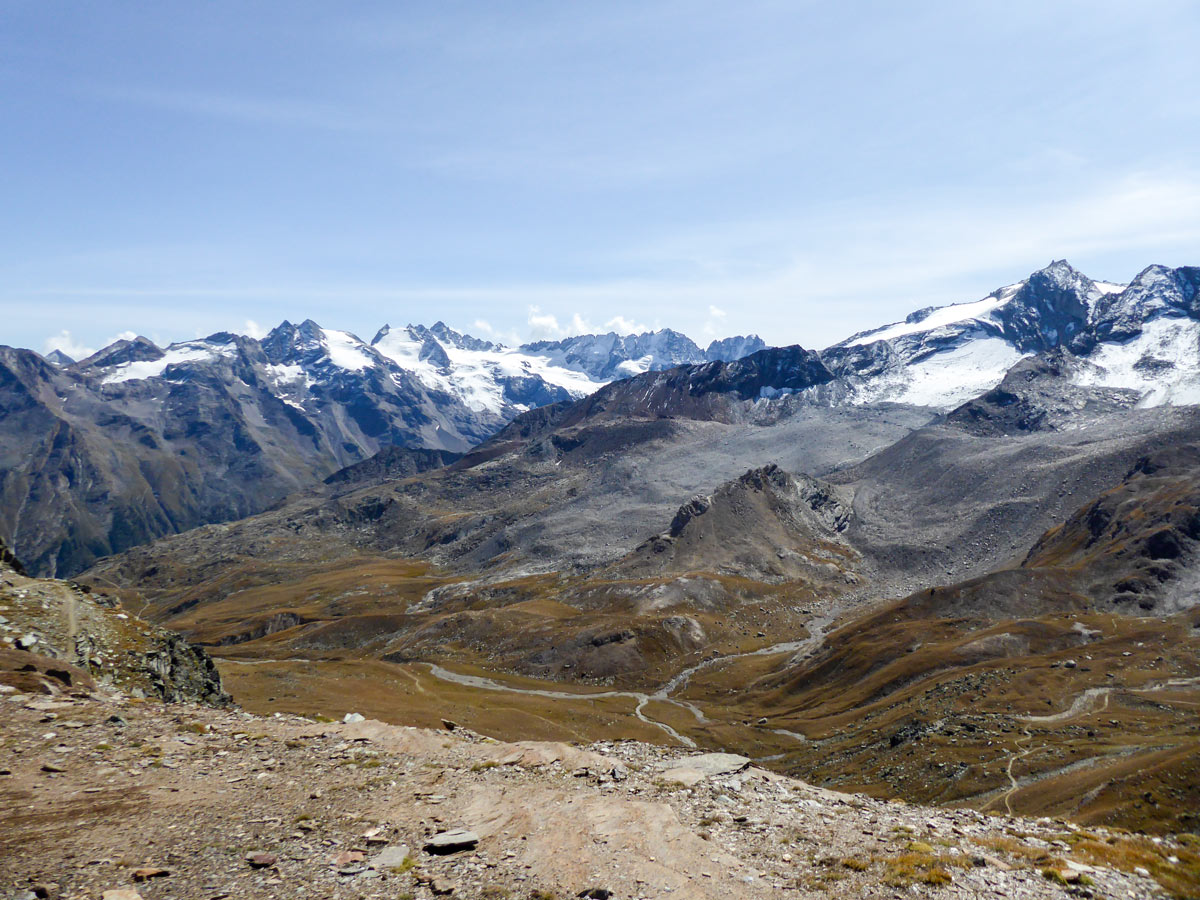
xmin=998 ymin=729 xmax=1034 ymax=816
xmin=1019 ymin=675 xmax=1200 ymax=725
xmin=426 ymin=613 xmax=835 ymax=747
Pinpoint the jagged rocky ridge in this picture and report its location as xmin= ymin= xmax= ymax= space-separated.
xmin=0 ymin=536 xmax=230 ymax=705
xmin=619 ymin=464 xmax=856 ymax=583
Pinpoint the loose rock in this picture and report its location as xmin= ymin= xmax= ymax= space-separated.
xmin=424 ymin=829 xmax=479 ymax=855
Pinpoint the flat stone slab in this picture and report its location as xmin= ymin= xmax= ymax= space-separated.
xmin=370 ymin=845 xmax=412 ymax=869
xmin=660 ymin=753 xmax=751 ymax=785
xmin=424 ymin=829 xmax=479 ymax=854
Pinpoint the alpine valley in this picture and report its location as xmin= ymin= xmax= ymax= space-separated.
xmin=5 ymin=259 xmax=1200 ymax=877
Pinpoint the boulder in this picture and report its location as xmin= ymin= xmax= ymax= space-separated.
xmin=424 ymin=829 xmax=479 ymax=855
xmin=659 ymin=752 xmax=751 ymax=785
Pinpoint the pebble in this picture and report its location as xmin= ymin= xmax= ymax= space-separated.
xmin=131 ymin=868 xmax=169 ymax=882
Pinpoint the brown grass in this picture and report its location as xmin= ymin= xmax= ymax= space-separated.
xmin=1069 ymin=835 xmax=1200 ymax=900
xmin=879 ymin=850 xmax=962 ymax=886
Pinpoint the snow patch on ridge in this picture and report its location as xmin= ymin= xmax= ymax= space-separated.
xmin=846 ymin=284 xmax=1021 ymax=347
xmin=617 ymin=355 xmax=655 ymax=376
xmin=850 ymin=338 xmax=1028 ymax=409
xmin=322 ymin=330 xmax=373 ymax=371
xmin=265 ymin=363 xmax=307 ymax=385
xmin=101 ymin=342 xmax=233 ymax=384
xmin=1074 ymin=317 xmax=1200 ymax=407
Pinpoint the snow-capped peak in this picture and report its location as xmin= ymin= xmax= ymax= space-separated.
xmin=262 ymin=320 xmax=376 ymax=371
xmin=1089 ymin=264 xmax=1200 ymax=342
xmin=372 ymin=322 xmax=601 ymax=415
xmin=821 ymin=260 xmax=1175 ymax=411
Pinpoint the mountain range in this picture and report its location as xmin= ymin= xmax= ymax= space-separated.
xmin=4 ymin=259 xmax=1200 ymax=579
xmin=0 ymin=320 xmax=763 ymax=576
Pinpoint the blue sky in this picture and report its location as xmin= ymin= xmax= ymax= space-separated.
xmin=3 ymin=1 xmax=1199 ymax=358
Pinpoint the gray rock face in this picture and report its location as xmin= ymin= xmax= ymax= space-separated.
xmin=323 ymin=446 xmax=462 ymax=490
xmin=545 ymin=344 xmax=835 ymax=429
xmin=369 ymin=845 xmax=412 ymax=869
xmin=992 ymin=259 xmax=1096 ymax=352
xmin=0 ymin=536 xmax=25 ymax=575
xmin=944 ymin=349 xmax=1136 ymax=435
xmin=142 ymin=632 xmax=229 ymax=706
xmin=624 ymin=463 xmax=855 ymax=583
xmin=1 ymin=547 xmax=232 ymax=706
xmin=1088 ymin=264 xmax=1200 ymax=343
xmin=705 ymin=334 xmax=767 ymax=362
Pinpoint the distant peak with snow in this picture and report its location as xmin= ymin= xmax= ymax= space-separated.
xmin=823 ymin=260 xmax=1198 ymax=410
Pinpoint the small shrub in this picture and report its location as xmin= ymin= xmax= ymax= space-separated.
xmin=388 ymin=855 xmax=417 ymax=874
xmin=1042 ymin=868 xmax=1068 ymax=885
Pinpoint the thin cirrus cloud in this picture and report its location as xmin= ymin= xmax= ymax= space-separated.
xmin=87 ymin=85 xmax=378 ymax=133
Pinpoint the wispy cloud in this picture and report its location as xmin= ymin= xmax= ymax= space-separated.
xmin=526 ymin=307 xmax=651 ymax=340
xmin=42 ymin=330 xmax=96 ymax=360
xmin=89 ymin=85 xmax=376 ymax=132
xmin=17 ymin=170 xmax=1200 ymax=352
xmin=42 ymin=329 xmax=138 ymax=360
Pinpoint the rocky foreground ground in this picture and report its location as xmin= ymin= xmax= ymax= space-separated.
xmin=3 ymin=680 xmax=1198 ymax=900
